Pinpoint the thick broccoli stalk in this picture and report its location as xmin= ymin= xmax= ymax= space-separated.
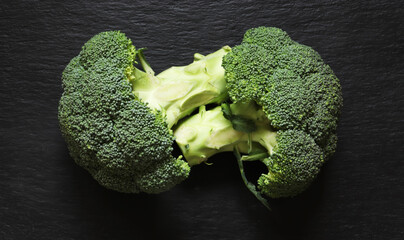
xmin=174 ymin=101 xmax=274 ymax=165
xmin=174 ymin=105 xmax=245 ymax=166
xmin=128 ymin=46 xmax=230 ymax=127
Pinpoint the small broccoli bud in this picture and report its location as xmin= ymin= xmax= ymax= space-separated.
xmin=242 ymin=26 xmax=294 ymax=53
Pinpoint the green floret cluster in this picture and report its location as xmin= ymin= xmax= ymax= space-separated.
xmin=59 ymin=31 xmax=230 ymax=193
xmin=223 ymin=27 xmax=342 ymax=160
xmin=257 ymin=130 xmax=324 ymax=198
xmin=59 ymin=27 xmax=342 ymax=207
xmin=60 ymin=32 xmax=185 ymax=193
xmin=176 ymin=26 xmax=342 ymax=200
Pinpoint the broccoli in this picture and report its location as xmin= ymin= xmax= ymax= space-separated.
xmin=59 ymin=27 xmax=342 ymax=206
xmin=174 ymin=27 xmax=342 ymax=201
xmin=58 ymin=31 xmax=230 ymax=193
xmin=175 ymin=101 xmax=325 ymax=200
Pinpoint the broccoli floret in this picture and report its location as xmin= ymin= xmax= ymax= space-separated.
xmin=223 ymin=26 xmax=343 ymax=159
xmin=174 ymin=105 xmax=247 ymax=166
xmin=58 ymin=31 xmax=229 ymax=193
xmin=243 ymin=26 xmax=294 ymax=52
xmin=174 ymin=26 xmax=342 ymax=201
xmin=257 ymin=130 xmax=324 ymax=198
xmin=221 ymin=43 xmax=274 ymax=102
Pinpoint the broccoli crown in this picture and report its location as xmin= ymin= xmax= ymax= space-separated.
xmin=222 ymin=27 xmax=342 ymax=159
xmin=58 ymin=31 xmax=189 ymax=193
xmin=171 ymin=26 xmax=342 ymax=199
xmin=257 ymin=130 xmax=324 ymax=198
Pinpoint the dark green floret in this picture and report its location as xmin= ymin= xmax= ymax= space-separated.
xmin=223 ymin=43 xmax=274 ymax=102
xmin=222 ymin=26 xmax=342 ymax=159
xmin=257 ymin=130 xmax=324 ymax=198
xmin=58 ymin=31 xmax=229 ymax=193
xmin=243 ymin=26 xmax=294 ymax=53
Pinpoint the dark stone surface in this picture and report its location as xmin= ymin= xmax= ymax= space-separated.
xmin=1 ymin=1 xmax=403 ymax=239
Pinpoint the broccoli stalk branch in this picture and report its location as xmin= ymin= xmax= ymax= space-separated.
xmin=234 ymin=146 xmax=271 ymax=210
xmin=174 ymin=101 xmax=277 ymax=206
xmin=127 ymin=46 xmax=231 ymax=127
xmin=174 ymin=101 xmax=277 ymax=165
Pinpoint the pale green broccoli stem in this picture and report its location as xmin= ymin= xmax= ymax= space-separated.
xmin=174 ymin=102 xmax=276 ymax=209
xmin=174 ymin=101 xmax=277 ymax=166
xmin=174 ymin=105 xmax=244 ymax=165
xmin=137 ymin=49 xmax=155 ymax=76
xmin=234 ymin=146 xmax=271 ymax=210
xmin=128 ymin=46 xmax=231 ymax=128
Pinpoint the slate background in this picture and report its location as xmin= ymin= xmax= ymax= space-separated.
xmin=1 ymin=1 xmax=403 ymax=239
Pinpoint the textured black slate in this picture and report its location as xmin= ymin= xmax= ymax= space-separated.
xmin=1 ymin=1 xmax=403 ymax=239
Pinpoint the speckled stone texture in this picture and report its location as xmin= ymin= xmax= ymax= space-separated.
xmin=1 ymin=1 xmax=403 ymax=239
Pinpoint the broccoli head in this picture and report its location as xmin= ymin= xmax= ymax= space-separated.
xmin=58 ymin=31 xmax=229 ymax=193
xmin=174 ymin=26 xmax=342 ymax=201
xmin=223 ymin=27 xmax=342 ymax=157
